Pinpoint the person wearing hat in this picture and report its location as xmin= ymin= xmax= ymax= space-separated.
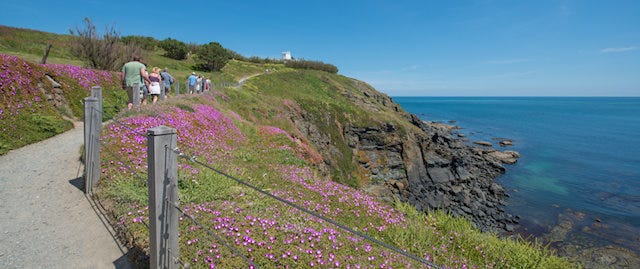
xmin=187 ymin=72 xmax=197 ymax=94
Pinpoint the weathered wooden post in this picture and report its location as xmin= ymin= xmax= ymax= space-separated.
xmin=90 ymin=87 xmax=102 ymax=190
xmin=148 ymin=126 xmax=179 ymax=269
xmin=175 ymin=81 xmax=179 ymax=96
xmin=83 ymin=97 xmax=99 ymax=194
xmin=133 ymin=82 xmax=141 ymax=106
xmin=91 ymin=86 xmax=102 ymax=120
xmin=40 ymin=44 xmax=52 ymax=64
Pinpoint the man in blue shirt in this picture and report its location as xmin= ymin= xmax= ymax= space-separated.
xmin=160 ymin=68 xmax=174 ymax=98
xmin=187 ymin=72 xmax=197 ymax=94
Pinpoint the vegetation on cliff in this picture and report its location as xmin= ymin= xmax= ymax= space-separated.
xmin=0 ymin=54 xmax=126 ymax=154
xmin=0 ymin=25 xmax=577 ymax=268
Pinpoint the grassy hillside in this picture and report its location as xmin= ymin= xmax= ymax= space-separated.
xmin=0 ymin=25 xmax=81 ymax=65
xmin=219 ymin=68 xmax=416 ymax=187
xmin=0 ymin=25 xmax=577 ymax=268
xmin=101 ymin=95 xmax=574 ymax=268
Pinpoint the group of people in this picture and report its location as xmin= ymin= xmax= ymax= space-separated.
xmin=187 ymin=72 xmax=211 ymax=94
xmin=120 ymin=55 xmax=175 ymax=109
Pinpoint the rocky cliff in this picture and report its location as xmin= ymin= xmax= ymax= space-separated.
xmin=238 ymin=70 xmax=520 ymax=231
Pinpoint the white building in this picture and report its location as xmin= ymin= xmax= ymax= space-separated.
xmin=282 ymin=51 xmax=292 ymax=60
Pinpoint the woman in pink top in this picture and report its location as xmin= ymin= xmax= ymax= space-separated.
xmin=148 ymin=67 xmax=162 ymax=104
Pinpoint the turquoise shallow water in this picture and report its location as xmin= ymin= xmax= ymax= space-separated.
xmin=395 ymin=97 xmax=640 ymax=249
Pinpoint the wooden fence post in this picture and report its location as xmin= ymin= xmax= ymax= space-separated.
xmin=40 ymin=44 xmax=52 ymax=64
xmin=83 ymin=97 xmax=99 ymax=194
xmin=174 ymin=81 xmax=180 ymax=96
xmin=91 ymin=86 xmax=103 ymax=120
xmin=90 ymin=86 xmax=102 ymax=190
xmin=148 ymin=126 xmax=179 ymax=269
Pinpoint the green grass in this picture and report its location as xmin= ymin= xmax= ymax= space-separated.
xmin=218 ymin=68 xmax=415 ymax=186
xmin=0 ymin=112 xmax=73 ymax=155
xmin=222 ymin=59 xmax=285 ymax=81
xmin=0 ymin=25 xmax=80 ymax=66
xmin=388 ymin=203 xmax=575 ymax=268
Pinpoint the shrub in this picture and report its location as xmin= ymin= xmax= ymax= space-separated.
xmin=194 ymin=42 xmax=232 ymax=72
xmin=69 ymin=17 xmax=141 ymax=71
xmin=158 ymin=38 xmax=188 ymax=60
xmin=121 ymin=35 xmax=158 ymax=51
xmin=246 ymin=56 xmax=280 ymax=64
xmin=285 ymin=59 xmax=338 ymax=73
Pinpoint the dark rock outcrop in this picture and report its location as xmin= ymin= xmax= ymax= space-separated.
xmin=284 ymin=77 xmax=520 ymax=232
xmin=343 ymin=116 xmax=520 ymax=231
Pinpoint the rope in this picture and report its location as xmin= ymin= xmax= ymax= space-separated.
xmin=172 ymin=147 xmax=442 ymax=269
xmin=102 ymin=139 xmax=254 ymax=267
xmin=172 ymin=200 xmax=259 ymax=268
xmin=90 ymin=107 xmax=147 ymax=137
xmin=99 ymin=140 xmax=148 ymax=184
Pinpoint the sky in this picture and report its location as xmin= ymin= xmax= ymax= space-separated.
xmin=1 ymin=0 xmax=639 ymax=96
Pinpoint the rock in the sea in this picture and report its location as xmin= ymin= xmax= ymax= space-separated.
xmin=486 ymin=150 xmax=520 ymax=164
xmin=499 ymin=140 xmax=513 ymax=146
xmin=473 ymin=141 xmax=493 ymax=147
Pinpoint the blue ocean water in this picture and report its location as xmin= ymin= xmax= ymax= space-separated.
xmin=395 ymin=97 xmax=640 ymax=249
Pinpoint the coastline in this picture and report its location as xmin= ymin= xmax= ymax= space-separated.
xmin=395 ymin=96 xmax=640 ymax=268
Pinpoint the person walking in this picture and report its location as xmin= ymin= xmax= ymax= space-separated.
xmin=187 ymin=72 xmax=197 ymax=94
xmin=121 ymin=54 xmax=150 ymax=109
xmin=196 ymin=75 xmax=202 ymax=94
xmin=148 ymin=67 xmax=162 ymax=104
xmin=160 ymin=68 xmax=174 ymax=98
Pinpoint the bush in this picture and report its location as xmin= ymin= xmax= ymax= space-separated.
xmin=246 ymin=56 xmax=280 ymax=64
xmin=227 ymin=49 xmax=246 ymax=61
xmin=158 ymin=38 xmax=188 ymax=60
xmin=194 ymin=42 xmax=231 ymax=71
xmin=121 ymin=35 xmax=158 ymax=51
xmin=69 ymin=18 xmax=141 ymax=71
xmin=284 ymin=59 xmax=338 ymax=73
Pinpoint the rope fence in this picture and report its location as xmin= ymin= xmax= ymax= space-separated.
xmin=174 ymin=147 xmax=442 ymax=269
xmin=84 ymin=86 xmax=443 ymax=269
xmin=171 ymin=201 xmax=259 ymax=269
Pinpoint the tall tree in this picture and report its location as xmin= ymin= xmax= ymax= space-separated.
xmin=194 ymin=42 xmax=231 ymax=71
xmin=158 ymin=38 xmax=188 ymax=60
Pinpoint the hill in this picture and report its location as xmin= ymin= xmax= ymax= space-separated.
xmin=0 ymin=25 xmax=576 ymax=268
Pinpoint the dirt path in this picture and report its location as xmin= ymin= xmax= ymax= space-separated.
xmin=0 ymin=122 xmax=131 ymax=269
xmin=237 ymin=72 xmax=264 ymax=87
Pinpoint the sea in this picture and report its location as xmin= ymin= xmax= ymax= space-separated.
xmin=394 ymin=97 xmax=640 ymax=254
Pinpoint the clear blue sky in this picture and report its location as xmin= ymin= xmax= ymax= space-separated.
xmin=2 ymin=0 xmax=639 ymax=96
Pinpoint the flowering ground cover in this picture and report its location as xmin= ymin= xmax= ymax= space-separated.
xmin=42 ymin=62 xmax=126 ymax=120
xmin=0 ymin=54 xmax=71 ymax=154
xmin=99 ymin=97 xmax=573 ymax=268
xmin=0 ymin=54 xmax=127 ymax=154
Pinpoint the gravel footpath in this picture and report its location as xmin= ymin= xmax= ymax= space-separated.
xmin=0 ymin=122 xmax=132 ymax=269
